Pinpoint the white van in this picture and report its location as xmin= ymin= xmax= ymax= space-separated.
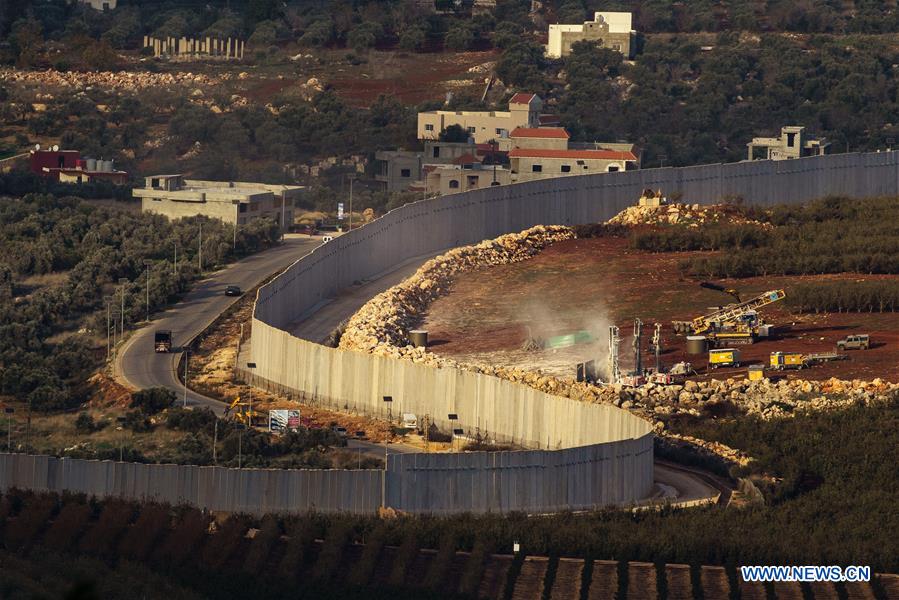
xmin=402 ymin=413 xmax=418 ymax=429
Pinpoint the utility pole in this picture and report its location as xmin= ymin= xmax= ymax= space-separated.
xmin=238 ymin=425 xmax=243 ymax=469
xmin=173 ymin=240 xmax=177 ymax=279
xmin=118 ymin=278 xmax=128 ymax=339
xmin=183 ymin=348 xmax=189 ymax=408
xmin=144 ymin=260 xmax=152 ymax=322
xmin=198 ymin=222 xmax=203 ymax=272
xmin=280 ymin=194 xmax=286 ymax=241
xmin=348 ymin=176 xmax=354 ymax=233
xmin=212 ymin=419 xmax=218 ymax=465
xmin=633 ymin=318 xmax=643 ymax=377
xmin=104 ymin=296 xmax=112 ymax=360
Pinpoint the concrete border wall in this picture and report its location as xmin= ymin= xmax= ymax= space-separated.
xmin=0 ymin=453 xmax=381 ymax=515
xmin=248 ymin=151 xmax=899 ymax=514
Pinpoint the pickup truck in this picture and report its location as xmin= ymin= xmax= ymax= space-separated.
xmin=154 ymin=330 xmax=172 ymax=353
xmin=836 ymin=334 xmax=870 ymax=351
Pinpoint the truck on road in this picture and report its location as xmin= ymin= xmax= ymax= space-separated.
xmin=154 ymin=330 xmax=172 ymax=353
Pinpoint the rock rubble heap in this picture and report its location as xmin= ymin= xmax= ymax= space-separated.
xmin=0 ymin=68 xmax=221 ymax=92
xmin=339 ymin=225 xmax=575 ymax=355
xmin=607 ymin=202 xmax=767 ymax=228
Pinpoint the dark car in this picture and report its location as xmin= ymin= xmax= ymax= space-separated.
xmin=225 ymin=285 xmax=242 ymax=296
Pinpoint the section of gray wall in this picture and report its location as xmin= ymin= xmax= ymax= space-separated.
xmin=0 ymin=453 xmax=382 ymax=515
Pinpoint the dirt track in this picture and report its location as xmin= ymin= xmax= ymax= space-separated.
xmin=422 ymin=236 xmax=899 ymax=382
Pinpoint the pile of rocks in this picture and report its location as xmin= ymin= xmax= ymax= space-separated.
xmin=338 ymin=225 xmax=574 ymax=357
xmin=0 ymin=68 xmax=220 ymax=92
xmin=607 ymin=202 xmax=767 ymax=228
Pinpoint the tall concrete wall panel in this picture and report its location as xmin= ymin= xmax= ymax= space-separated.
xmin=249 ymin=151 xmax=898 ymax=514
xmin=0 ymin=453 xmax=382 ymax=515
xmin=386 ymin=434 xmax=653 ymax=514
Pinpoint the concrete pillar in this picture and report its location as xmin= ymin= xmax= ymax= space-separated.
xmin=143 ymin=35 xmax=148 ymax=49
xmin=226 ymin=37 xmax=232 ymax=58
xmin=240 ymin=40 xmax=245 ymax=59
xmin=747 ymin=144 xmax=753 ymax=161
xmin=206 ymin=36 xmax=211 ymax=56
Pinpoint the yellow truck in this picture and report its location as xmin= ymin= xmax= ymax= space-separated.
xmin=769 ymin=351 xmax=806 ymax=370
xmin=709 ymin=348 xmax=741 ymax=368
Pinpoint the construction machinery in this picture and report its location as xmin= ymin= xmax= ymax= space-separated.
xmin=709 ymin=348 xmax=741 ymax=368
xmin=770 ymin=350 xmax=848 ymax=370
xmin=673 ymin=287 xmax=786 ymax=346
xmin=223 ymin=395 xmax=266 ymax=428
xmin=769 ymin=351 xmax=806 ymax=370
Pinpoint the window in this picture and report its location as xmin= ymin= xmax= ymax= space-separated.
xmin=495 ymin=128 xmax=504 ymax=135
xmin=448 ymin=180 xmax=460 ymax=189
xmin=612 ymin=44 xmax=621 ymax=52
xmin=433 ymin=146 xmax=440 ymax=158
xmin=561 ymin=165 xmax=571 ymax=173
xmin=467 ymin=175 xmax=479 ymax=187
xmin=532 ymin=164 xmax=542 ymax=173
xmin=787 ymin=132 xmax=797 ymax=147
xmin=467 ymin=126 xmax=476 ymax=134
xmin=425 ymin=124 xmax=434 ymax=131
xmin=608 ymin=165 xmax=619 ymax=172
xmin=576 ymin=160 xmax=585 ymax=165
xmin=239 ymin=204 xmax=247 ymax=213
xmin=400 ymin=168 xmax=411 ymax=178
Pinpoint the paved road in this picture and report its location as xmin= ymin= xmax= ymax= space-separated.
xmin=288 ymin=250 xmax=445 ymax=344
xmin=115 ymin=235 xmax=321 ymax=414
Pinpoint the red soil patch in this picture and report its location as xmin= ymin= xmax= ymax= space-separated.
xmin=422 ymin=236 xmax=899 ymax=382
xmin=327 ymin=50 xmax=497 ymax=107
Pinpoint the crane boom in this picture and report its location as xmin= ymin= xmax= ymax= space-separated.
xmin=692 ymin=289 xmax=786 ymax=334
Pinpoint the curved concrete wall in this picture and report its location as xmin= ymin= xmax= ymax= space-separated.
xmin=250 ymin=150 xmax=899 ymax=513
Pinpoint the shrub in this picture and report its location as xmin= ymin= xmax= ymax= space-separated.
xmin=74 ymin=412 xmax=97 ymax=433
xmin=153 ymin=508 xmax=210 ymax=565
xmin=277 ymin=518 xmax=315 ymax=583
xmin=42 ymin=501 xmax=91 ymax=551
xmin=3 ymin=495 xmax=57 ymax=550
xmin=243 ymin=516 xmax=281 ymax=574
xmin=131 ymin=387 xmax=175 ymax=414
xmin=201 ymin=515 xmax=249 ymax=570
xmin=118 ymin=504 xmax=171 ymax=562
xmin=388 ymin=531 xmax=420 ymax=587
xmin=77 ymin=500 xmax=135 ymax=559
xmin=165 ymin=407 xmax=217 ymax=433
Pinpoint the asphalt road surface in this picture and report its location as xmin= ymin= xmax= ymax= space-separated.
xmin=116 ymin=234 xmax=321 ymax=414
xmin=114 ymin=234 xmax=725 ymax=506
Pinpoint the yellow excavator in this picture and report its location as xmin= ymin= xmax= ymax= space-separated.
xmin=223 ymin=395 xmax=265 ymax=428
xmin=673 ymin=284 xmax=786 ymax=345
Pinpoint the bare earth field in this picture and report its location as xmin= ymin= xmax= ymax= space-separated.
xmin=421 ymin=236 xmax=899 ymax=382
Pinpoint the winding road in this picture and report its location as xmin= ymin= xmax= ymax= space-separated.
xmin=113 ymin=234 xmax=726 ymax=503
xmin=115 ymin=235 xmax=322 ymax=414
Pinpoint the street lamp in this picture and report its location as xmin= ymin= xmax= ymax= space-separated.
xmin=198 ymin=221 xmax=203 ymax=272
xmin=246 ymin=363 xmax=256 ymax=429
xmin=143 ymin=260 xmax=152 ymax=323
xmin=182 ymin=344 xmax=190 ymax=408
xmin=231 ymin=200 xmax=240 ymax=251
xmin=347 ymin=174 xmax=354 ymax=233
xmin=118 ymin=278 xmax=129 ymax=339
xmin=104 ymin=295 xmax=113 ymax=360
xmin=382 ymin=395 xmax=392 ymax=422
xmin=4 ymin=407 xmax=14 ymax=451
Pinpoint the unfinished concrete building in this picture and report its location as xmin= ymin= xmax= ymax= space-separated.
xmin=747 ymin=126 xmax=830 ymax=160
xmin=134 ymin=175 xmax=301 ymax=230
xmin=143 ymin=36 xmax=245 ymax=60
xmin=546 ymin=12 xmax=635 ymax=59
xmin=417 ymin=93 xmax=543 ymax=144
xmin=374 ymin=150 xmax=423 ymax=192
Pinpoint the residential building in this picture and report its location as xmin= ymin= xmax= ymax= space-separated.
xmin=747 ymin=126 xmax=830 ymax=160
xmin=134 ymin=175 xmax=302 ymax=231
xmin=417 ymin=93 xmax=542 ymax=144
xmin=374 ymin=150 xmax=423 ymax=192
xmin=425 ymin=163 xmax=512 ymax=195
xmin=30 ymin=148 xmax=129 ymax=184
xmin=78 ymin=0 xmax=116 ymax=10
xmin=509 ymin=147 xmax=639 ymax=182
xmin=546 ymin=12 xmax=635 ymax=59
xmin=508 ymin=127 xmax=570 ymax=150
